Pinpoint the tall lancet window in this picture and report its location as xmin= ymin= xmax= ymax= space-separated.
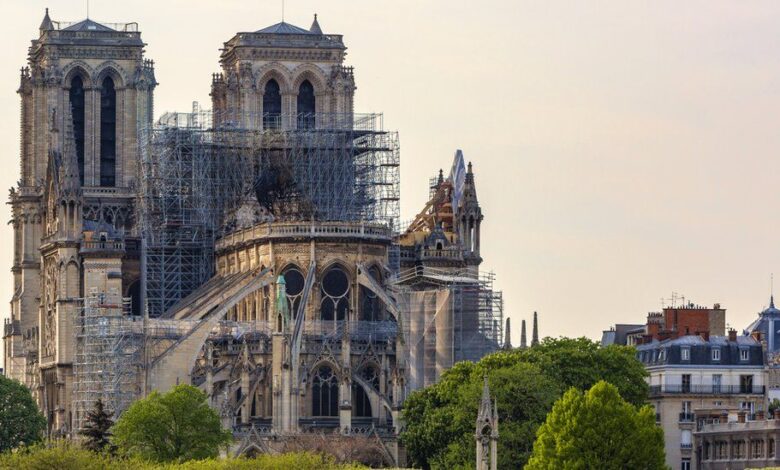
xmin=100 ymin=76 xmax=116 ymax=187
xmin=297 ymin=80 xmax=315 ymax=129
xmin=69 ymin=76 xmax=85 ymax=185
xmin=263 ymin=79 xmax=282 ymax=130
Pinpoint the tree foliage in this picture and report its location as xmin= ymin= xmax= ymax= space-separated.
xmin=401 ymin=337 xmax=650 ymax=469
xmin=0 ymin=441 xmax=367 ymax=469
xmin=526 ymin=381 xmax=666 ymax=470
xmin=770 ymin=398 xmax=780 ymax=415
xmin=515 ymin=337 xmax=649 ymax=406
xmin=0 ymin=375 xmax=46 ymax=452
xmin=79 ymin=398 xmax=114 ymax=453
xmin=111 ymin=384 xmax=233 ymax=462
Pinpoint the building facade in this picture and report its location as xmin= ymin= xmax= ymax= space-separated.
xmin=3 ymin=10 xmax=155 ymax=435
xmin=2 ymin=10 xmax=504 ymax=462
xmin=637 ymin=333 xmax=767 ymax=470
xmin=695 ymin=410 xmax=780 ymax=470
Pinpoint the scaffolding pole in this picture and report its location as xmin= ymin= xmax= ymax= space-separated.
xmin=72 ymin=289 xmax=143 ymax=431
xmin=139 ymin=111 xmax=400 ymax=318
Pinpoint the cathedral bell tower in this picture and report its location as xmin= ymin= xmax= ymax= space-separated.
xmin=5 ymin=9 xmax=156 ymax=437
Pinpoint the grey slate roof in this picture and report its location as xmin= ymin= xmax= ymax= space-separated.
xmin=635 ymin=334 xmax=764 ymax=367
xmin=256 ymin=22 xmax=315 ymax=35
xmin=744 ymin=296 xmax=780 ymax=352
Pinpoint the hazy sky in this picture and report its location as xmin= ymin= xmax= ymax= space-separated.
xmin=2 ymin=1 xmax=780 ymax=350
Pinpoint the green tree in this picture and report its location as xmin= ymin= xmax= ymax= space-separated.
xmin=112 ymin=384 xmax=233 ymax=462
xmin=526 ymin=381 xmax=666 ymax=470
xmin=516 ymin=337 xmax=649 ymax=406
xmin=0 ymin=375 xmax=46 ymax=452
xmin=401 ymin=337 xmax=650 ymax=469
xmin=770 ymin=398 xmax=780 ymax=415
xmin=79 ymin=398 xmax=114 ymax=452
xmin=402 ymin=362 xmax=560 ymax=470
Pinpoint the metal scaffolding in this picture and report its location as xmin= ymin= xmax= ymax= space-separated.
xmin=139 ymin=111 xmax=400 ymax=317
xmin=72 ymin=289 xmax=143 ymax=431
xmin=393 ymin=267 xmax=504 ymax=390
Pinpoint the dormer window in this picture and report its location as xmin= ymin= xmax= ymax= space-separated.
xmin=712 ymin=348 xmax=721 ymax=361
xmin=740 ymin=348 xmax=749 ymax=362
xmin=681 ymin=347 xmax=690 ymax=361
xmin=658 ymin=349 xmax=666 ymax=362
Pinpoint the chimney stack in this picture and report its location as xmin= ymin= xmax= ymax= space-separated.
xmin=728 ymin=329 xmax=737 ymax=342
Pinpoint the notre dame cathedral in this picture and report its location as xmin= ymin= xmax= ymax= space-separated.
xmin=2 ymin=9 xmax=504 ymax=463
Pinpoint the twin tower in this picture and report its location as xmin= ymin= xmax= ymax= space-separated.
xmin=4 ymin=9 xmax=359 ymax=436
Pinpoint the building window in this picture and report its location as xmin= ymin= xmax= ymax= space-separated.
xmin=752 ymin=439 xmax=764 ymax=459
xmin=658 ymin=348 xmax=666 ymax=362
xmin=712 ymin=347 xmax=721 ymax=361
xmin=297 ymin=79 xmax=315 ymax=129
xmin=770 ymin=438 xmax=775 ymax=458
xmin=740 ymin=375 xmax=754 ymax=394
xmin=360 ymin=266 xmax=384 ymax=322
xmin=681 ymin=347 xmax=690 ymax=361
xmin=99 ymin=76 xmax=116 ymax=187
xmin=263 ymin=79 xmax=282 ymax=129
xmin=681 ymin=430 xmax=692 ymax=449
xmin=712 ymin=374 xmax=722 ymax=394
xmin=320 ymin=266 xmax=349 ymax=322
xmin=352 ymin=365 xmax=379 ymax=418
xmin=69 ymin=76 xmax=85 ymax=185
xmin=311 ymin=365 xmax=339 ymax=417
xmin=282 ymin=267 xmax=305 ymax=319
xmin=718 ymin=440 xmax=729 ymax=459
xmin=681 ymin=374 xmax=691 ymax=393
xmin=681 ymin=458 xmax=691 ymax=470
xmin=740 ymin=348 xmax=750 ymax=362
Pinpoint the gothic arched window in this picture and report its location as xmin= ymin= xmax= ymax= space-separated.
xmin=283 ymin=267 xmax=305 ymax=319
xmin=312 ymin=365 xmax=339 ymax=417
xmin=360 ymin=266 xmax=383 ymax=322
xmin=320 ymin=267 xmax=349 ymax=322
xmin=297 ymin=79 xmax=315 ymax=129
xmin=353 ymin=365 xmax=379 ymax=417
xmin=263 ymin=79 xmax=282 ymax=130
xmin=69 ymin=76 xmax=85 ymax=185
xmin=99 ymin=76 xmax=116 ymax=187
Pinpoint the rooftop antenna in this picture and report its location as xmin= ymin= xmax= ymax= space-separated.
xmin=282 ymin=0 xmax=285 ymax=22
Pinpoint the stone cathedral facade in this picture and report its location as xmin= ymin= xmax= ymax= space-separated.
xmin=3 ymin=10 xmax=503 ymax=462
xmin=4 ymin=10 xmax=154 ymax=435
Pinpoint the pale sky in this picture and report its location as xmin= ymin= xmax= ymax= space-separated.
xmin=2 ymin=1 xmax=780 ymax=352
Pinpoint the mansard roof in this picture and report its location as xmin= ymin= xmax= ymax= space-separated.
xmin=256 ymin=21 xmax=315 ymax=35
xmin=63 ymin=19 xmax=115 ymax=32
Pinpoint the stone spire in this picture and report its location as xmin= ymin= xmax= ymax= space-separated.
xmin=39 ymin=8 xmax=53 ymax=34
xmin=520 ymin=319 xmax=527 ymax=348
xmin=531 ymin=311 xmax=539 ymax=347
xmin=475 ymin=376 xmax=499 ymax=470
xmin=309 ymin=13 xmax=323 ymax=34
xmin=503 ymin=317 xmax=511 ymax=349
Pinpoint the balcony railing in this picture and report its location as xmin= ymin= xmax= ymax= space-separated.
xmin=650 ymin=385 xmax=764 ymax=396
xmin=681 ymin=443 xmax=693 ymax=450
xmin=679 ymin=412 xmax=695 ymax=423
